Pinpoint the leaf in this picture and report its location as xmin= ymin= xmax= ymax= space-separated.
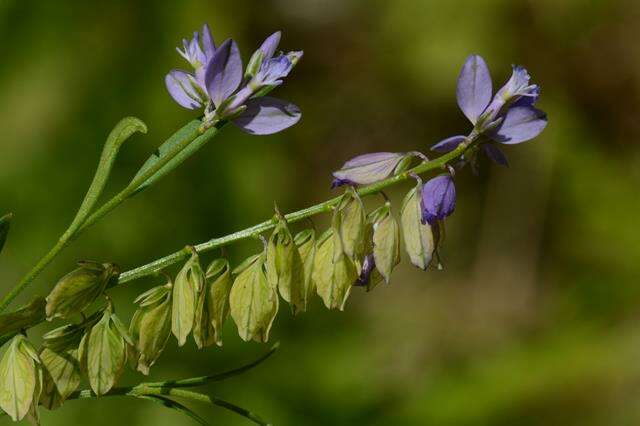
xmin=372 ymin=206 xmax=401 ymax=283
xmin=0 ymin=335 xmax=38 ymax=421
xmin=39 ymin=347 xmax=80 ymax=409
xmin=67 ymin=117 xmax=147 ymax=234
xmin=86 ymin=311 xmax=125 ymax=396
xmin=131 ymin=120 xmax=222 ymax=194
xmin=229 ymin=255 xmax=278 ymax=342
xmin=0 ymin=212 xmax=13 ymax=255
xmin=172 ymin=251 xmax=204 ymax=346
xmin=400 ymin=185 xmax=438 ymax=270
xmin=137 ymin=395 xmax=209 ymax=425
xmin=294 ymin=229 xmax=316 ymax=312
xmin=205 ymin=259 xmax=232 ymax=347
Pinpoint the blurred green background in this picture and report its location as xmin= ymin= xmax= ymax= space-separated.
xmin=1 ymin=0 xmax=640 ymax=424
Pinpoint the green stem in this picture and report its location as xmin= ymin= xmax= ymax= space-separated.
xmin=0 ymin=123 xmax=219 ymax=313
xmin=117 ymin=137 xmax=472 ymax=285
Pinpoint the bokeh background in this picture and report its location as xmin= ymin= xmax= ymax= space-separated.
xmin=1 ymin=0 xmax=640 ymax=424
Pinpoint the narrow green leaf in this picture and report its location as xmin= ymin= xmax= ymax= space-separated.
xmin=137 ymin=395 xmax=209 ymax=425
xmin=230 ymin=255 xmax=278 ymax=343
xmin=0 ymin=212 xmax=13 ymax=255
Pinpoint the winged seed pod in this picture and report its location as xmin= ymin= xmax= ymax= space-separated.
xmin=266 ymin=219 xmax=305 ymax=314
xmin=0 ymin=335 xmax=41 ymax=421
xmin=130 ymin=283 xmax=172 ymax=374
xmin=39 ymin=346 xmax=81 ymax=409
xmin=294 ymin=229 xmax=316 ymax=311
xmin=400 ymin=182 xmax=440 ymax=270
xmin=372 ymin=204 xmax=401 ymax=283
xmin=313 ymin=229 xmax=358 ymax=310
xmin=196 ymin=259 xmax=232 ymax=347
xmin=42 ymin=310 xmax=102 ymax=352
xmin=332 ymin=187 xmax=366 ymax=260
xmin=229 ymin=254 xmax=279 ymax=343
xmin=45 ymin=261 xmax=119 ymax=321
xmin=80 ymin=307 xmax=132 ymax=396
xmin=172 ymin=249 xmax=204 ymax=346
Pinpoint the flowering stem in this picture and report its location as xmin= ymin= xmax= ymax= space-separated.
xmin=0 ymin=122 xmax=223 ymax=313
xmin=116 ymin=134 xmax=475 ymax=285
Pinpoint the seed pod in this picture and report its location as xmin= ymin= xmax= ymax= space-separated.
xmin=82 ymin=307 xmax=129 ymax=396
xmin=229 ymin=254 xmax=278 ymax=343
xmin=39 ymin=346 xmax=81 ymax=409
xmin=266 ymin=220 xmax=305 ymax=314
xmin=313 ymin=229 xmax=358 ymax=310
xmin=0 ymin=296 xmax=47 ymax=337
xmin=198 ymin=259 xmax=232 ymax=347
xmin=0 ymin=335 xmax=41 ymax=421
xmin=294 ymin=229 xmax=316 ymax=311
xmin=332 ymin=188 xmax=366 ymax=260
xmin=372 ymin=205 xmax=401 ymax=283
xmin=45 ymin=262 xmax=119 ymax=321
xmin=42 ymin=310 xmax=102 ymax=354
xmin=400 ymin=183 xmax=439 ymax=270
xmin=171 ymin=250 xmax=204 ymax=346
xmin=136 ymin=287 xmax=172 ymax=374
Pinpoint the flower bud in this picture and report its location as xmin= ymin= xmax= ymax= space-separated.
xmin=401 ymin=182 xmax=440 ymax=270
xmin=313 ymin=229 xmax=358 ymax=310
xmin=371 ymin=205 xmax=401 ymax=283
xmin=0 ymin=335 xmax=42 ymax=421
xmin=332 ymin=188 xmax=366 ymax=260
xmin=266 ymin=219 xmax=305 ymax=314
xmin=229 ymin=254 xmax=278 ymax=343
xmin=171 ymin=250 xmax=204 ymax=346
xmin=332 ymin=152 xmax=409 ymax=187
xmin=421 ymin=175 xmax=456 ymax=225
xmin=45 ymin=261 xmax=119 ymax=321
xmin=294 ymin=229 xmax=316 ymax=312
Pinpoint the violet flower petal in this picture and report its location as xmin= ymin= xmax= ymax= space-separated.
xmin=165 ymin=69 xmax=203 ymax=109
xmin=232 ymin=97 xmax=301 ymax=135
xmin=331 ymin=178 xmax=355 ymax=189
xmin=482 ymin=144 xmax=509 ymax=167
xmin=259 ymin=31 xmax=282 ymax=62
xmin=205 ymin=39 xmax=243 ymax=107
xmin=420 ymin=175 xmax=456 ymax=225
xmin=332 ymin=152 xmax=406 ymax=186
xmin=431 ymin=135 xmax=466 ymax=153
xmin=457 ymin=55 xmax=493 ymax=124
xmin=201 ymin=23 xmax=216 ymax=59
xmin=492 ymin=106 xmax=548 ymax=144
xmin=356 ymin=254 xmax=376 ymax=286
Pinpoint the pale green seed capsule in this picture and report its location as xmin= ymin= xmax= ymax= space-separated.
xmin=204 ymin=259 xmax=232 ymax=347
xmin=294 ymin=229 xmax=316 ymax=312
xmin=229 ymin=254 xmax=278 ymax=343
xmin=313 ymin=229 xmax=358 ymax=310
xmin=266 ymin=220 xmax=305 ymax=314
xmin=400 ymin=185 xmax=437 ymax=270
xmin=0 ymin=335 xmax=40 ymax=421
xmin=45 ymin=262 xmax=119 ymax=321
xmin=136 ymin=291 xmax=172 ymax=374
xmin=372 ymin=205 xmax=401 ymax=283
xmin=332 ymin=188 xmax=366 ymax=260
xmin=171 ymin=250 xmax=204 ymax=346
xmin=84 ymin=308 xmax=126 ymax=396
xmin=39 ymin=347 xmax=80 ymax=409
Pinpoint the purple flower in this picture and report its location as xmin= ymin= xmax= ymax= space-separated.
xmin=332 ymin=152 xmax=408 ymax=187
xmin=482 ymin=144 xmax=509 ymax=167
xmin=455 ymin=55 xmax=547 ymax=144
xmin=356 ymin=254 xmax=376 ymax=286
xmin=420 ymin=175 xmax=456 ymax=225
xmin=166 ymin=25 xmax=302 ymax=135
xmin=431 ymin=135 xmax=467 ymax=153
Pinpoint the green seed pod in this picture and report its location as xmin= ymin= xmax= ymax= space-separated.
xmin=372 ymin=205 xmax=401 ymax=283
xmin=0 ymin=335 xmax=41 ymax=421
xmin=39 ymin=347 xmax=80 ymax=409
xmin=294 ymin=229 xmax=316 ymax=312
xmin=0 ymin=212 xmax=12 ymax=255
xmin=136 ymin=287 xmax=172 ymax=374
xmin=229 ymin=254 xmax=278 ymax=343
xmin=0 ymin=296 xmax=46 ymax=337
xmin=171 ymin=250 xmax=204 ymax=346
xmin=313 ymin=229 xmax=358 ymax=310
xmin=45 ymin=261 xmax=119 ymax=321
xmin=266 ymin=220 xmax=305 ymax=314
xmin=81 ymin=307 xmax=128 ymax=396
xmin=197 ymin=259 xmax=231 ymax=347
xmin=400 ymin=184 xmax=438 ymax=270
xmin=42 ymin=310 xmax=102 ymax=353
xmin=332 ymin=188 xmax=366 ymax=260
